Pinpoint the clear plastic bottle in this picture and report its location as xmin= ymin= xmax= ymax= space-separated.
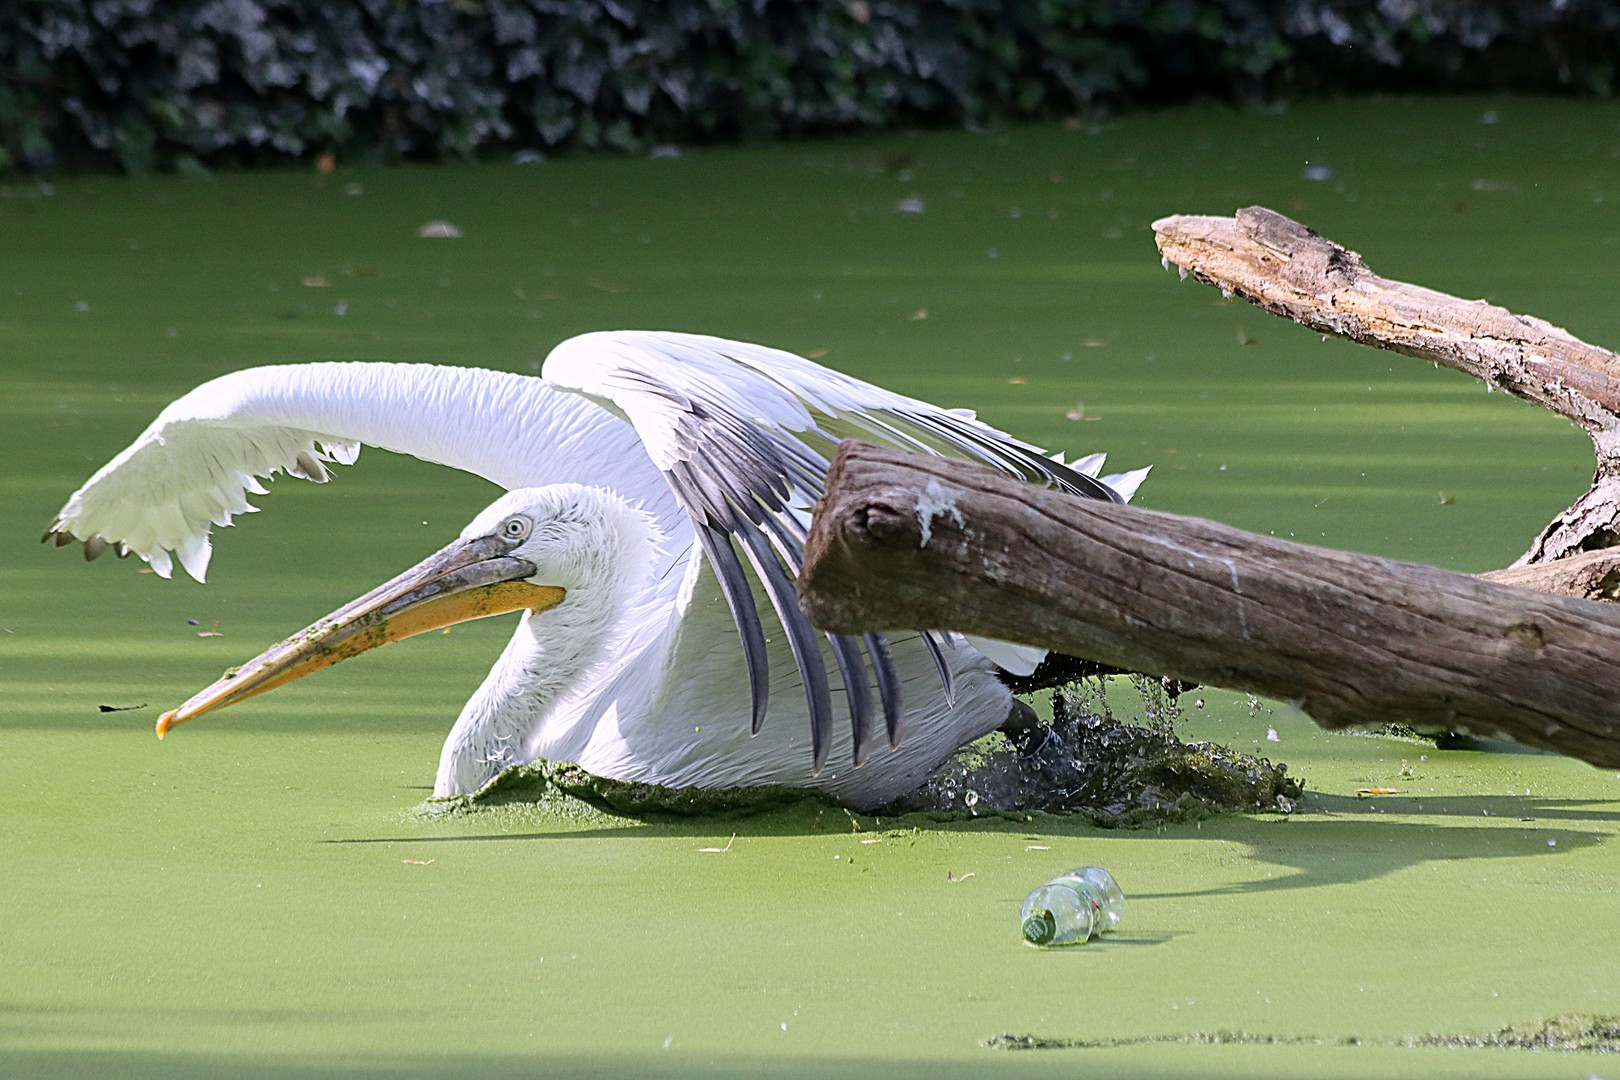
xmin=1019 ymin=866 xmax=1125 ymax=946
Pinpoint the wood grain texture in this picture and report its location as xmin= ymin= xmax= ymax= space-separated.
xmin=800 ymin=441 xmax=1620 ymax=769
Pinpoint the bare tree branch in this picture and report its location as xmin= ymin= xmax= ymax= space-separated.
xmin=1152 ymin=206 xmax=1620 ymax=565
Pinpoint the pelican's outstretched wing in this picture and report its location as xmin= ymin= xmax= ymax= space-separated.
xmin=542 ymin=330 xmax=1148 ymax=771
xmin=43 ymin=361 xmax=644 ymax=581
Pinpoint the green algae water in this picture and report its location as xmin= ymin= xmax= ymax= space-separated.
xmin=3 ymin=97 xmax=1618 ymax=1078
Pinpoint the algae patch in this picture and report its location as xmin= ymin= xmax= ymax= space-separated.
xmin=1404 ymin=1013 xmax=1620 ymax=1053
xmin=988 ymin=1030 xmax=1325 ymax=1050
xmin=431 ymin=758 xmax=834 ymax=819
xmin=987 ymin=1012 xmax=1620 ymax=1054
xmin=880 ymin=680 xmax=1302 ymax=827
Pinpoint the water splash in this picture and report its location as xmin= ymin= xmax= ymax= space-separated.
xmin=878 ymin=679 xmax=1300 ymax=826
xmin=1130 ymin=673 xmax=1183 ymax=736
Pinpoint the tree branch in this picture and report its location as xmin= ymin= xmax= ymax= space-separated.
xmin=1152 ymin=206 xmax=1620 ymax=565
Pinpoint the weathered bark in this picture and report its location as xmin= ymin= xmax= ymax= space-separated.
xmin=1152 ymin=206 xmax=1620 ymax=566
xmin=799 ymin=441 xmax=1620 ymax=770
xmin=1480 ymin=550 xmax=1620 ymax=602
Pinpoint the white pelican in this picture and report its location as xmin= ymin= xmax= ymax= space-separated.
xmin=45 ymin=331 xmax=1147 ymax=809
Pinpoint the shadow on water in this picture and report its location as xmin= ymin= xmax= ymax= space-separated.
xmin=1130 ymin=818 xmax=1605 ymax=901
xmin=1306 ymin=791 xmax=1620 ymax=824
xmin=329 ymin=787 xmax=1608 ymax=902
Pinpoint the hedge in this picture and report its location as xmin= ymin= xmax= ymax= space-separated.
xmin=4 ymin=0 xmax=1618 ymax=173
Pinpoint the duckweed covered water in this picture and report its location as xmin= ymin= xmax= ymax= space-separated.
xmin=3 ymin=98 xmax=1619 ymax=1078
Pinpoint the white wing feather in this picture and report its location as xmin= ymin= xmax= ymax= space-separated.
xmin=542 ymin=331 xmax=1144 ymax=760
xmin=545 ymin=331 xmax=1122 ymax=482
xmin=45 ymin=361 xmax=656 ymax=581
xmin=49 ymin=417 xmax=357 ymax=580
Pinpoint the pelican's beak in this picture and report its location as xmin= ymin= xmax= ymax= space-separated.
xmin=155 ymin=534 xmax=562 ymax=737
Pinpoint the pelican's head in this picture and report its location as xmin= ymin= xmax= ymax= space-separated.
xmin=154 ymin=484 xmax=653 ymax=737
xmin=456 ymin=485 xmax=657 ymax=598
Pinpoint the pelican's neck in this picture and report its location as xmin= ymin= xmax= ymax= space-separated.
xmin=432 ymin=489 xmax=659 ymax=797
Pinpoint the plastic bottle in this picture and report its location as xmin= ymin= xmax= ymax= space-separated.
xmin=1019 ymin=866 xmax=1125 ymax=946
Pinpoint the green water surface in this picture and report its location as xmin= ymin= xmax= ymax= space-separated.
xmin=2 ymin=97 xmax=1617 ymax=1078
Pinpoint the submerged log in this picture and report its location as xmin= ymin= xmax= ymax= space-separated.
xmin=799 ymin=441 xmax=1620 ymax=770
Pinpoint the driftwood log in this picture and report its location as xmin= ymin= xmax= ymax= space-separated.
xmin=799 ymin=441 xmax=1620 ymax=769
xmin=1153 ymin=206 xmax=1620 ymax=590
xmin=799 ymin=210 xmax=1620 ymax=767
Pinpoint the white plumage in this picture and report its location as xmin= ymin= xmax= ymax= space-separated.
xmin=47 ymin=331 xmax=1147 ymax=809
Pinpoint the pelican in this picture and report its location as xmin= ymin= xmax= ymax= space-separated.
xmin=45 ymin=331 xmax=1147 ymax=809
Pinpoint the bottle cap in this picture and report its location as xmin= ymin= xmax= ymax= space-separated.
xmin=1021 ymin=909 xmax=1057 ymax=945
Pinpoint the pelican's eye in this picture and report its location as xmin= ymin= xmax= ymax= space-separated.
xmin=499 ymin=514 xmax=532 ymax=542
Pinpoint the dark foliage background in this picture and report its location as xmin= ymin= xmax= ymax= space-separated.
xmin=4 ymin=0 xmax=1617 ymax=172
